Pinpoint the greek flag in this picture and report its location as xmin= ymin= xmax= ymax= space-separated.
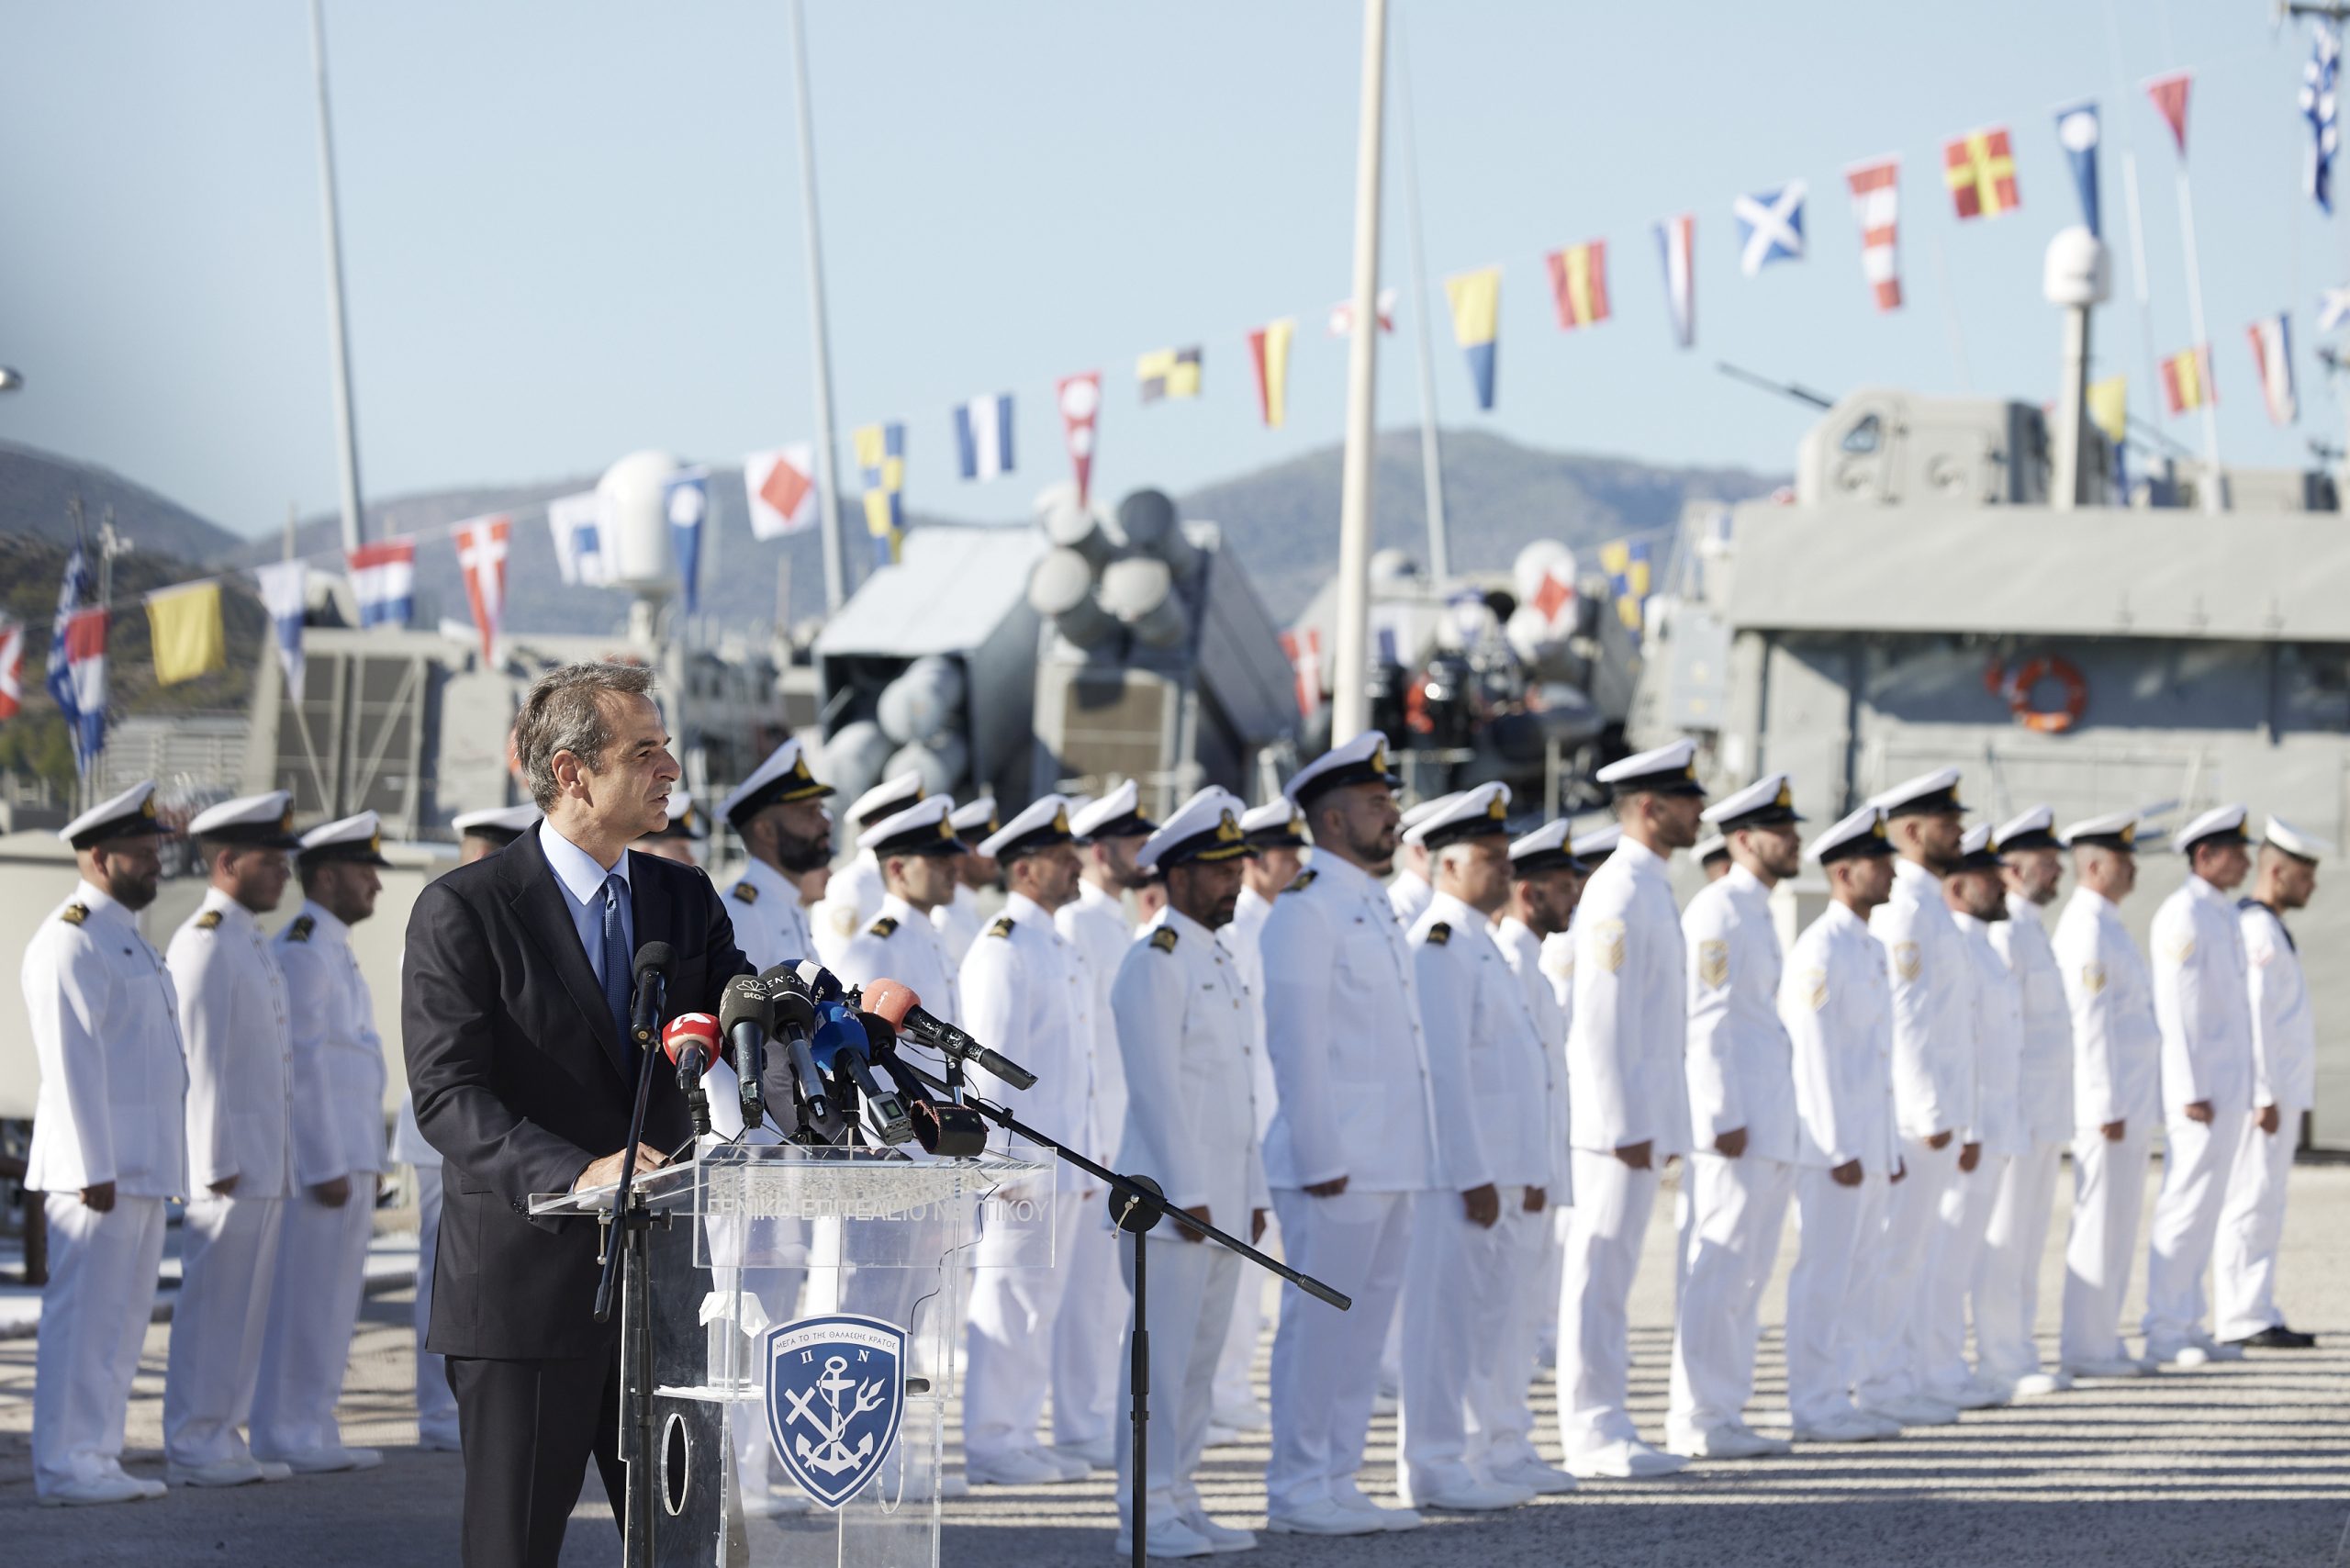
xmin=2306 ymin=22 xmax=2339 ymax=215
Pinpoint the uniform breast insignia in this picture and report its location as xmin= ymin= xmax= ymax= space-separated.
xmin=1697 ymin=938 xmax=1729 ymax=989
xmin=1286 ymin=869 xmax=1318 ymax=893
xmin=1586 ymin=917 xmax=1628 ymax=974
xmin=286 ymin=915 xmax=316 ymax=943
xmin=732 ymin=879 xmax=760 ymax=905
xmin=1150 ymin=926 xmax=1180 ymax=954
xmin=867 ymin=916 xmax=900 ymax=939
xmin=61 ymin=902 xmax=89 ymax=926
xmin=2080 ymin=962 xmax=2108 ymax=996
xmin=1801 ymin=967 xmax=1829 ymax=1012
xmin=195 ymin=910 xmax=223 ymax=932
xmin=1892 ymin=942 xmax=1921 ymax=983
xmin=986 ymin=916 xmax=1016 ymax=939
xmin=1426 ymin=922 xmax=1451 ymax=946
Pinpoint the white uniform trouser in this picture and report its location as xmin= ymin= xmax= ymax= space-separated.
xmin=1484 ymin=1197 xmax=1553 ymax=1469
xmin=1113 ymin=1232 xmax=1240 ymax=1530
xmin=1973 ymin=1139 xmax=2064 ymax=1383
xmin=1266 ymin=1187 xmax=1415 ymax=1512
xmin=2143 ymin=1106 xmax=2253 ymax=1347
xmin=411 ymin=1165 xmax=460 ymax=1444
xmin=1211 ymin=1212 xmax=1276 ymax=1418
xmin=1854 ymin=1135 xmax=1956 ymax=1406
xmin=1052 ymin=1205 xmax=1126 ymax=1448
xmin=2060 ymin=1124 xmax=2153 ymax=1366
xmin=1668 ymin=1152 xmax=1794 ymax=1439
xmin=1785 ymin=1170 xmax=1888 ymax=1427
xmin=2214 ymin=1114 xmax=2300 ymax=1341
xmin=34 ymin=1194 xmax=168 ymax=1495
xmin=1533 ymin=1209 xmax=1566 ymax=1363
xmin=965 ymin=1188 xmax=1089 ymax=1464
xmin=163 ymin=1191 xmax=285 ymax=1466
xmin=1924 ymin=1151 xmax=2008 ymax=1396
xmin=1397 ymin=1189 xmax=1540 ymax=1496
xmin=252 ymin=1179 xmax=377 ymax=1459
xmin=1557 ymin=1150 xmax=1660 ymax=1454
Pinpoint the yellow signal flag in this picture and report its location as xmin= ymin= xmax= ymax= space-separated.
xmin=1248 ymin=319 xmax=1295 ymax=428
xmin=2086 ymin=375 xmax=2128 ymax=444
xmin=146 ymin=580 xmax=225 ymax=686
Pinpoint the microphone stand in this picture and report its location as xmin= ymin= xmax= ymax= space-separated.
xmin=599 ymin=975 xmax=665 ymax=1564
xmin=883 ymin=1055 xmax=1349 ymax=1568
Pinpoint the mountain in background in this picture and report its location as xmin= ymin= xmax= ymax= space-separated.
xmin=4 ymin=430 xmax=1785 ymax=634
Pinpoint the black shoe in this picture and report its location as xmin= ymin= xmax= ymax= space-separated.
xmin=2227 ymin=1326 xmax=2318 ymax=1350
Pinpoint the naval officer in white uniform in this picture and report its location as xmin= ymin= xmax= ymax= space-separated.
xmin=718 ymin=737 xmax=836 ymax=974
xmin=1779 ymin=806 xmax=1903 ymax=1442
xmin=831 ymin=793 xmax=966 ymax=1017
xmin=252 ymin=812 xmax=393 ymax=1473
xmin=2052 ymin=812 xmax=2163 ymax=1378
xmin=1109 ymin=788 xmax=1269 ymax=1560
xmin=162 ymin=790 xmax=303 ymax=1488
xmin=1397 ymin=784 xmax=1566 ymax=1510
xmin=1259 ymin=733 xmax=1439 ymax=1535
xmin=1561 ymin=740 xmax=1704 ymax=1478
xmin=1384 ymin=794 xmax=1454 ymax=927
xmin=2216 ymin=816 xmax=2327 ymax=1350
xmin=24 ymin=782 xmax=183 ymax=1506
xmin=934 ymin=797 xmax=1001 ymax=966
xmin=957 ymin=796 xmax=1101 ymax=1486
xmin=1979 ymin=806 xmax=2076 ymax=1399
xmin=2143 ymin=804 xmax=2259 ymax=1366
xmin=811 ymin=771 xmax=926 ymax=967
xmin=1669 ymin=773 xmax=1804 ymax=1460
xmin=1855 ymin=768 xmax=1972 ymax=1428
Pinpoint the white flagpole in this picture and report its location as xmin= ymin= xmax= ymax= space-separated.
xmin=1394 ymin=19 xmax=1449 ymax=582
xmin=1331 ymin=0 xmax=1389 ymax=743
xmin=308 ymin=0 xmax=366 ymax=554
xmin=789 ymin=0 xmax=848 ymax=612
xmin=2173 ymin=162 xmax=2225 ymax=511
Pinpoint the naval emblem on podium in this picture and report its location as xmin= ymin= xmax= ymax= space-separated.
xmin=764 ymin=1314 xmax=909 ymax=1507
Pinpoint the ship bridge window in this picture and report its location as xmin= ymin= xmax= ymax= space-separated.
xmin=1841 ymin=415 xmax=1883 ymax=455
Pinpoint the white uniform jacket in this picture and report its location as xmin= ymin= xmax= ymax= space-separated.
xmin=1387 ymin=868 xmax=1433 ymax=929
xmin=1953 ymin=913 xmax=2028 ymax=1158
xmin=1869 ymin=859 xmax=1975 ymax=1142
xmin=22 ymin=880 xmax=188 ymax=1196
xmin=1539 ymin=928 xmax=1575 ymax=1017
xmin=1058 ymin=881 xmax=1134 ymax=1149
xmin=933 ymin=883 xmax=984 ymax=969
xmin=1990 ymin=896 xmax=2076 ymax=1142
xmin=1410 ymin=892 xmax=1552 ymax=1192
xmin=1227 ymin=883 xmax=1278 ymax=1140
xmin=2052 ymin=887 xmax=2161 ymax=1131
xmin=1680 ymin=866 xmax=1797 ymax=1163
xmin=1779 ymin=902 xmax=1899 ymax=1175
xmin=2241 ymin=901 xmax=2312 ymax=1113
xmin=274 ymin=902 xmax=387 ymax=1185
xmin=811 ymin=851 xmax=883 ymax=967
xmin=2149 ymin=875 xmax=2256 ymax=1113
xmin=1258 ymin=857 xmax=1438 ymax=1192
xmin=1111 ymin=909 xmax=1269 ymax=1223
xmin=724 ymin=856 xmax=817 ymax=972
xmin=167 ymin=889 xmax=293 ymax=1197
xmin=1568 ymin=837 xmax=1692 ymax=1157
xmin=957 ymin=892 xmax=1101 ymax=1157
xmin=834 ymin=891 xmax=960 ymax=1023
xmin=1495 ymin=915 xmax=1571 ymax=1195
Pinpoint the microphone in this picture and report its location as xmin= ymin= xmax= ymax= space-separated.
xmin=717 ymin=975 xmax=771 ymax=1130
xmin=767 ymin=982 xmax=839 ymax=1138
xmin=863 ymin=978 xmax=1038 ymax=1091
xmin=808 ymin=1002 xmax=914 ymax=1146
xmin=629 ymin=941 xmax=675 ymax=1051
xmin=662 ymin=1013 xmax=722 ymax=1079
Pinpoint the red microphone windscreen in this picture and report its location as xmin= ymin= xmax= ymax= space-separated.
xmin=663 ymin=1012 xmax=722 ymax=1071
xmin=862 ymin=979 xmax=917 ymax=1027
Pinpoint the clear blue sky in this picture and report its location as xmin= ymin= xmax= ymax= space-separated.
xmin=0 ymin=0 xmax=2337 ymax=539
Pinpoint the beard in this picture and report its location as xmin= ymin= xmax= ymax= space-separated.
xmin=775 ymin=828 xmax=831 ymax=875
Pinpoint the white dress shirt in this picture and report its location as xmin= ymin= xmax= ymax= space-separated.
xmin=1953 ymin=912 xmax=2028 ymax=1158
xmin=274 ymin=902 xmax=388 ymax=1185
xmin=2053 ymin=886 xmax=2162 ymax=1130
xmin=1410 ymin=891 xmax=1552 ymax=1192
xmin=1991 ymin=895 xmax=2076 ymax=1142
xmin=1869 ymin=857 xmax=1975 ymax=1141
xmin=1680 ymin=864 xmax=1798 ymax=1163
xmin=168 ymin=888 xmax=294 ymax=1198
xmin=1259 ymin=854 xmax=1438 ymax=1192
xmin=1567 ymin=836 xmax=1692 ymax=1156
xmin=1780 ymin=901 xmax=1899 ymax=1175
xmin=1111 ymin=908 xmax=1269 ymax=1223
xmin=957 ymin=891 xmax=1101 ymax=1157
xmin=22 ymin=880 xmax=188 ymax=1197
xmin=2241 ymin=901 xmax=2313 ymax=1112
xmin=2149 ymin=874 xmax=2256 ymax=1113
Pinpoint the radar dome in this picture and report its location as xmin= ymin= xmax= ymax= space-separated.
xmin=597 ymin=450 xmax=686 ymax=592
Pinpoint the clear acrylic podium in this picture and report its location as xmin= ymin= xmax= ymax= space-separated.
xmin=533 ymin=1142 xmax=1053 ymax=1568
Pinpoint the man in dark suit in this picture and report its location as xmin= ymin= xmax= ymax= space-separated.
xmin=403 ymin=661 xmax=751 ymax=1567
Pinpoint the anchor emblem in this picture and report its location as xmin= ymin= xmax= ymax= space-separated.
xmin=763 ymin=1314 xmax=907 ymax=1507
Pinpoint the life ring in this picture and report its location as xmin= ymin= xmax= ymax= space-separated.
xmin=1999 ymin=655 xmax=2087 ymax=734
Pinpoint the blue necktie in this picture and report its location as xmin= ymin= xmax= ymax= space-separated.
xmin=599 ymin=874 xmax=632 ymax=1062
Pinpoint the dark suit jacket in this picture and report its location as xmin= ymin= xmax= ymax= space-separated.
xmin=402 ymin=825 xmax=751 ymax=1361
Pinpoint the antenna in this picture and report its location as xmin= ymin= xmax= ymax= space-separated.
xmin=1714 ymin=361 xmax=1836 ymax=411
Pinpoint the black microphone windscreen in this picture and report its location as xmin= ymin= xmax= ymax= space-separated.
xmin=633 ymin=941 xmax=676 ymax=984
xmin=771 ymin=988 xmax=817 ymax=1033
xmin=717 ymin=973 xmax=770 ymax=1036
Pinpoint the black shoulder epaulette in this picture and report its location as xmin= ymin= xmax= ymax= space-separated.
xmin=61 ymin=902 xmax=89 ymax=926
xmin=987 ymin=916 xmax=1016 ymax=939
xmin=732 ymin=879 xmax=759 ymax=904
xmin=195 ymin=910 xmax=223 ymax=932
xmin=1426 ymin=922 xmax=1451 ymax=946
xmin=1149 ymin=925 xmax=1180 ymax=953
xmin=1286 ymin=868 xmax=1318 ymax=893
xmin=867 ymin=915 xmax=900 ymax=938
xmin=286 ymin=915 xmax=316 ymax=943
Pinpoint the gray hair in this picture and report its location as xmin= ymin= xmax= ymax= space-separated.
xmin=513 ymin=662 xmax=656 ymax=811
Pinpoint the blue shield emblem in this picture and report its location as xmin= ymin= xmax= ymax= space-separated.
xmin=763 ymin=1314 xmax=907 ymax=1508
